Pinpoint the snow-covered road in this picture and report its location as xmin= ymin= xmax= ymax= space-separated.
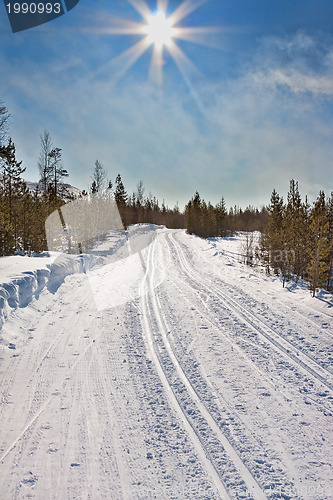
xmin=0 ymin=226 xmax=332 ymax=499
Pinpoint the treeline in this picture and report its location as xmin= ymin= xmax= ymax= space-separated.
xmin=184 ymin=191 xmax=267 ymax=238
xmin=0 ymin=99 xmax=269 ymax=257
xmin=0 ymin=125 xmax=73 ymax=255
xmin=1 ymin=100 xmax=332 ymax=295
xmin=183 ymin=182 xmax=333 ymax=296
xmin=259 ymin=180 xmax=333 ymax=296
xmin=90 ymin=165 xmax=267 ymax=234
xmin=110 ymin=175 xmax=185 ymax=229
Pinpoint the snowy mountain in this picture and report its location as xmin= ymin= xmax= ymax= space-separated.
xmin=0 ymin=226 xmax=332 ymax=499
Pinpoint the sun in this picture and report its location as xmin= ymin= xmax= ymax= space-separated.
xmin=102 ymin=0 xmax=220 ymax=87
xmin=143 ymin=11 xmax=174 ymax=48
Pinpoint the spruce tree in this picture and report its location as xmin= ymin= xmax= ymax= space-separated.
xmin=216 ymin=197 xmax=227 ymax=237
xmin=115 ymin=174 xmax=128 ymax=227
xmin=91 ymin=180 xmax=98 ymax=194
xmin=115 ymin=174 xmax=128 ymax=205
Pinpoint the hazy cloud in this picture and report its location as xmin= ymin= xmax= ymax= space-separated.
xmin=252 ymin=69 xmax=333 ymax=96
xmin=1 ymin=32 xmax=332 ymax=209
xmin=250 ymin=32 xmax=333 ymax=96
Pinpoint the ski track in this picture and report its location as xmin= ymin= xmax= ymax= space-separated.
xmin=168 ymin=233 xmax=333 ymax=395
xmin=0 ymin=226 xmax=332 ymax=499
xmin=143 ymin=237 xmax=266 ymax=499
xmin=163 ymin=231 xmax=333 ymax=498
xmin=139 ymin=241 xmax=231 ymax=499
xmin=161 ymin=236 xmax=299 ymax=496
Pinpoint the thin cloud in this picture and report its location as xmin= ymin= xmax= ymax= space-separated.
xmin=250 ymin=32 xmax=333 ymax=96
xmin=252 ymin=69 xmax=333 ymax=96
xmin=1 ymin=32 xmax=332 ymax=209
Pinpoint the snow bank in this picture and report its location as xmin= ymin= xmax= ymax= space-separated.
xmin=0 ymin=224 xmax=166 ymax=329
xmin=0 ymin=253 xmax=102 ymax=329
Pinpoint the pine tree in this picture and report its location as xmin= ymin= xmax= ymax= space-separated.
xmin=205 ymin=202 xmax=216 ymax=238
xmin=0 ymin=139 xmax=27 ymax=252
xmin=284 ymin=180 xmax=308 ymax=280
xmin=0 ymin=139 xmax=26 ymax=224
xmin=37 ymin=130 xmax=53 ymax=192
xmin=90 ymin=160 xmax=107 ymax=193
xmin=0 ymin=100 xmax=10 ymax=145
xmin=185 ymin=192 xmax=202 ymax=236
xmin=326 ymin=192 xmax=333 ymax=292
xmin=135 ymin=180 xmax=145 ymax=222
xmin=0 ymin=192 xmax=13 ymax=255
xmin=261 ymin=189 xmax=284 ymax=274
xmin=48 ymin=147 xmax=68 ymax=200
xmin=306 ymin=191 xmax=330 ymax=297
xmin=12 ymin=177 xmax=30 ymax=251
xmin=28 ymin=186 xmax=47 ymax=253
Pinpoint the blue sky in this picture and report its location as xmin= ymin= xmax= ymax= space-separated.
xmin=1 ymin=0 xmax=333 ymax=209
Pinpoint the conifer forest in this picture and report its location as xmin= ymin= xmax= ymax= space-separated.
xmin=0 ymin=100 xmax=332 ymax=296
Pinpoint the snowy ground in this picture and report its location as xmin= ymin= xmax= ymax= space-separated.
xmin=0 ymin=226 xmax=332 ymax=499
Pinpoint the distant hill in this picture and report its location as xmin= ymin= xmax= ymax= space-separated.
xmin=25 ymin=180 xmax=83 ymax=198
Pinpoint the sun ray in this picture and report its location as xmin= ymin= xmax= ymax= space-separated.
xmin=90 ymin=18 xmax=147 ymax=35
xmin=169 ymin=0 xmax=208 ymax=26
xmin=97 ymin=0 xmax=218 ymax=95
xmin=172 ymin=26 xmax=224 ymax=48
xmin=157 ymin=0 xmax=169 ymax=12
xmin=101 ymin=37 xmax=151 ymax=82
xmin=167 ymin=39 xmax=204 ymax=111
xmin=149 ymin=44 xmax=164 ymax=85
xmin=127 ymin=0 xmax=151 ymax=22
xmin=167 ymin=38 xmax=201 ymax=78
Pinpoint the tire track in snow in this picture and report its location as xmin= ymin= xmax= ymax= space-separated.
xmin=140 ymin=236 xmax=268 ymax=500
xmin=170 ymin=232 xmax=333 ymax=395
